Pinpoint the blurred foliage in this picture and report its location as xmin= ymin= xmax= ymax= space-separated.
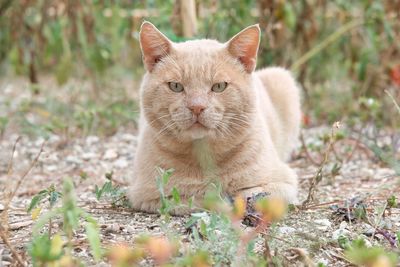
xmin=0 ymin=0 xmax=399 ymax=129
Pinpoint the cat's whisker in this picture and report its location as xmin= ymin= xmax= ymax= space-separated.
xmin=147 ymin=114 xmax=172 ymax=127
xmin=151 ymin=121 xmax=177 ymax=144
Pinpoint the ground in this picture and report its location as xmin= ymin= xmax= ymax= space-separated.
xmin=0 ymin=78 xmax=399 ymax=266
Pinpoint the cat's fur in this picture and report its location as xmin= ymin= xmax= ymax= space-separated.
xmin=128 ymin=22 xmax=301 ymax=214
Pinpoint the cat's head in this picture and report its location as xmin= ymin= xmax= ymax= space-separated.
xmin=139 ymin=22 xmax=260 ymax=142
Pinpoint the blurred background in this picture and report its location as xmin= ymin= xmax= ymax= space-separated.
xmin=0 ymin=0 xmax=399 ymax=139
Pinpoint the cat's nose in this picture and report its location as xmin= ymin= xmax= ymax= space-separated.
xmin=188 ymin=104 xmax=206 ymax=115
xmin=187 ymin=95 xmax=207 ymax=115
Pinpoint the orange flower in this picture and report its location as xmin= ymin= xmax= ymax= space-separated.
xmin=255 ymin=197 xmax=287 ymax=222
xmin=390 ymin=64 xmax=400 ymax=86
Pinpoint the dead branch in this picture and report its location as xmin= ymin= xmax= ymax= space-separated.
xmin=0 ymin=139 xmax=45 ymax=267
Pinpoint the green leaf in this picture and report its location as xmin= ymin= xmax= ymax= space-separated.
xmin=162 ymin=168 xmax=174 ymax=185
xmin=85 ymin=222 xmax=102 ymax=261
xmin=199 ymin=220 xmax=208 ymax=238
xmin=27 ymin=195 xmax=43 ymax=212
xmin=29 ymin=234 xmax=63 ymax=263
xmin=171 ymin=187 xmax=181 ymax=204
xmin=283 ymin=2 xmax=296 ymax=30
xmin=55 ymin=54 xmax=72 ymax=85
xmin=49 ymin=191 xmax=61 ymax=208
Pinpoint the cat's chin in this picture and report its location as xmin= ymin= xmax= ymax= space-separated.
xmin=184 ymin=125 xmax=210 ymax=140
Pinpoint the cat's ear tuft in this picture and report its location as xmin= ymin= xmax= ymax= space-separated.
xmin=139 ymin=21 xmax=172 ymax=72
xmin=227 ymin=24 xmax=260 ymax=73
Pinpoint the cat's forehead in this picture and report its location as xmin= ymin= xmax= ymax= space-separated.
xmin=163 ymin=39 xmax=236 ymax=81
xmin=173 ymin=39 xmax=225 ymax=53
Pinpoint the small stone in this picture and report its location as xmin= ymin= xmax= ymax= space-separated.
xmin=66 ymin=155 xmax=82 ymax=164
xmin=0 ymin=203 xmax=4 ymax=211
xmin=314 ymin=219 xmax=332 ymax=231
xmin=114 ymin=158 xmax=128 ymax=168
xmin=121 ymin=133 xmax=136 ymax=142
xmin=106 ymin=223 xmax=121 ymax=233
xmin=278 ymin=226 xmax=296 ymax=235
xmin=332 ymin=228 xmax=350 ymax=240
xmin=126 ymin=225 xmax=136 ymax=233
xmin=103 ymin=149 xmax=118 ymax=160
xmin=82 ymin=152 xmax=97 ymax=161
xmin=86 ymin=136 xmax=99 ymax=145
xmin=45 ymin=165 xmax=57 ymax=172
xmin=317 ymin=258 xmax=329 ymax=266
xmin=339 ymin=221 xmax=348 ymax=229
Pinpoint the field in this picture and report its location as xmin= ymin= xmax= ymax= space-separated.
xmin=1 ymin=1 xmax=400 ymax=266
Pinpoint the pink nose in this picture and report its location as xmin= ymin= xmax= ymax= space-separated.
xmin=188 ymin=105 xmax=206 ymax=115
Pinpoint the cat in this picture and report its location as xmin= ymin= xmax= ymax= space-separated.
xmin=128 ymin=21 xmax=301 ymax=214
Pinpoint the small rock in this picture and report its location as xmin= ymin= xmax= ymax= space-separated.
xmin=86 ymin=136 xmax=100 ymax=145
xmin=332 ymin=228 xmax=350 ymax=240
xmin=314 ymin=219 xmax=332 ymax=231
xmin=121 ymin=133 xmax=136 ymax=142
xmin=126 ymin=225 xmax=136 ymax=233
xmin=66 ymin=155 xmax=82 ymax=164
xmin=0 ymin=203 xmax=4 ymax=211
xmin=317 ymin=258 xmax=329 ymax=266
xmin=339 ymin=221 xmax=348 ymax=229
xmin=103 ymin=149 xmax=118 ymax=160
xmin=45 ymin=165 xmax=57 ymax=172
xmin=106 ymin=223 xmax=121 ymax=233
xmin=114 ymin=158 xmax=128 ymax=168
xmin=278 ymin=226 xmax=296 ymax=235
xmin=82 ymin=152 xmax=97 ymax=161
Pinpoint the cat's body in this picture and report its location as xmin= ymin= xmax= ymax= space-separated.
xmin=128 ymin=22 xmax=301 ymax=214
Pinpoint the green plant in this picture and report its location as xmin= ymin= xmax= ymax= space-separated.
xmin=344 ymin=238 xmax=398 ymax=267
xmin=94 ymin=171 xmax=130 ymax=208
xmin=31 ymin=178 xmax=102 ymax=265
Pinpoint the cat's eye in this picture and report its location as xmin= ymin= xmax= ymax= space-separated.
xmin=211 ymin=82 xmax=228 ymax=93
xmin=168 ymin=82 xmax=184 ymax=92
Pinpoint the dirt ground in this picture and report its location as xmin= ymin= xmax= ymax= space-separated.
xmin=0 ymin=79 xmax=399 ymax=266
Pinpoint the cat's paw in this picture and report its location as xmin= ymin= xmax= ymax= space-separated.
xmin=263 ymin=182 xmax=299 ymax=204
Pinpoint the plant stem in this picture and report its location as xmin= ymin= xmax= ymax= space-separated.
xmin=385 ymin=89 xmax=400 ymax=115
xmin=291 ymin=20 xmax=363 ymax=71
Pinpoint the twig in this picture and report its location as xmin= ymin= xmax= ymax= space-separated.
xmin=7 ymin=136 xmax=21 ymax=175
xmin=302 ymin=122 xmax=340 ymax=208
xmin=0 ymin=226 xmax=26 ymax=266
xmin=0 ymin=140 xmax=45 ymax=267
xmin=385 ymin=89 xmax=400 ymax=114
xmin=300 ymin=131 xmax=321 ymax=166
xmin=344 ymin=132 xmax=363 ymax=163
xmin=3 ymin=140 xmax=46 ymax=211
xmin=369 ymin=202 xmax=388 ymax=243
xmin=263 ymin=233 xmax=275 ymax=266
xmin=328 ymin=251 xmax=355 ymax=266
xmin=303 ymin=200 xmax=343 ymax=209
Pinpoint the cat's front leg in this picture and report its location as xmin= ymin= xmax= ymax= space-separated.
xmin=236 ymin=163 xmax=299 ymax=204
xmin=128 ymin=186 xmax=196 ymax=215
xmin=127 ymin=186 xmax=161 ymax=213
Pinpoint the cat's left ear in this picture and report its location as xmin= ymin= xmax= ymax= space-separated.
xmin=226 ymin=24 xmax=260 ymax=73
xmin=139 ymin=21 xmax=172 ymax=72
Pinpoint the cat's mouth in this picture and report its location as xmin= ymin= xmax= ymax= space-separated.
xmin=190 ymin=121 xmax=207 ymax=129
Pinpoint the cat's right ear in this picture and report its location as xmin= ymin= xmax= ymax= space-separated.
xmin=139 ymin=21 xmax=172 ymax=72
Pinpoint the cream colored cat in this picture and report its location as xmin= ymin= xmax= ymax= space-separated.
xmin=128 ymin=21 xmax=301 ymax=214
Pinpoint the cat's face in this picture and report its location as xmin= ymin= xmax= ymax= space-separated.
xmin=139 ymin=22 xmax=260 ymax=142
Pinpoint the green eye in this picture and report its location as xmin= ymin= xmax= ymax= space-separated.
xmin=211 ymin=82 xmax=228 ymax=93
xmin=168 ymin=82 xmax=184 ymax=92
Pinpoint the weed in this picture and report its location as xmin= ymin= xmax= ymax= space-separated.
xmin=31 ymin=178 xmax=102 ymax=265
xmin=94 ymin=171 xmax=130 ymax=208
xmin=344 ymin=238 xmax=398 ymax=267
